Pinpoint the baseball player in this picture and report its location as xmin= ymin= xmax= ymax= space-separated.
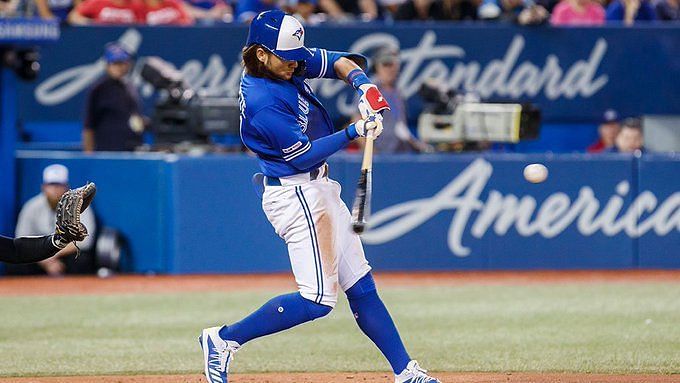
xmin=199 ymin=10 xmax=440 ymax=383
xmin=0 ymin=183 xmax=95 ymax=265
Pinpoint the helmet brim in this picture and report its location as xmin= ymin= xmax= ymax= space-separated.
xmin=274 ymin=46 xmax=313 ymax=62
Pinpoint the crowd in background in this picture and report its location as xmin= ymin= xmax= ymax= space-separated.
xmin=0 ymin=0 xmax=677 ymax=25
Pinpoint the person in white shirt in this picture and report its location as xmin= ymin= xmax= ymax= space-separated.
xmin=14 ymin=164 xmax=96 ymax=276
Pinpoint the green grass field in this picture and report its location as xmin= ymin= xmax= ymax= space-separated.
xmin=0 ymin=282 xmax=679 ymax=377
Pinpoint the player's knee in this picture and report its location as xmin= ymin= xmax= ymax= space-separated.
xmin=301 ymin=296 xmax=333 ymax=320
xmin=345 ymin=272 xmax=377 ymax=301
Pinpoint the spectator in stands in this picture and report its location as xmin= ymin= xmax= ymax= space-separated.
xmin=282 ymin=0 xmax=320 ymax=23
xmin=587 ymin=109 xmax=620 ymax=153
xmin=478 ymin=0 xmax=548 ymax=23
xmin=183 ymin=0 xmax=233 ymax=23
xmin=378 ymin=0 xmax=408 ymax=17
xmin=68 ymin=0 xmax=140 ymax=24
xmin=536 ymin=0 xmax=559 ymax=13
xmin=550 ymin=0 xmax=605 ymax=24
xmin=0 ymin=0 xmax=21 ymax=16
xmin=235 ymin=0 xmax=278 ymax=22
xmin=655 ymin=0 xmax=679 ymax=20
xmin=317 ymin=0 xmax=379 ymax=21
xmin=9 ymin=164 xmax=96 ymax=276
xmin=516 ymin=2 xmax=549 ymax=23
xmin=360 ymin=47 xmax=433 ymax=153
xmin=606 ymin=118 xmax=645 ymax=153
xmin=394 ymin=0 xmax=452 ymax=21
xmin=83 ymin=43 xmax=145 ymax=152
xmin=606 ymin=0 xmax=656 ymax=24
xmin=35 ymin=0 xmax=82 ymax=22
xmin=139 ymin=0 xmax=194 ymax=24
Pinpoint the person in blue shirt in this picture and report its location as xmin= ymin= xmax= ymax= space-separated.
xmin=606 ymin=0 xmax=656 ymax=24
xmin=235 ymin=0 xmax=278 ymax=22
xmin=198 ymin=9 xmax=440 ymax=383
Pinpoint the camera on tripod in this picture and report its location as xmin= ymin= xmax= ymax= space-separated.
xmin=140 ymin=57 xmax=240 ymax=148
xmin=417 ymin=81 xmax=541 ymax=145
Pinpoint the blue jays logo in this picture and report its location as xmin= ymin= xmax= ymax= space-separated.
xmin=292 ymin=28 xmax=304 ymax=41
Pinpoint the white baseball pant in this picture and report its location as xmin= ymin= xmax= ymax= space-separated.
xmin=261 ymin=165 xmax=371 ymax=307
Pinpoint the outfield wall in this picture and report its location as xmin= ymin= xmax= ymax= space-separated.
xmin=14 ymin=152 xmax=680 ymax=273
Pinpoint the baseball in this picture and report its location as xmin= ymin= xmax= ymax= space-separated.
xmin=524 ymin=163 xmax=548 ymax=183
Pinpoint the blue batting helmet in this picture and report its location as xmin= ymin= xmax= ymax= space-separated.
xmin=246 ymin=10 xmax=313 ymax=62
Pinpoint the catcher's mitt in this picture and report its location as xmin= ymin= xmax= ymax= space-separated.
xmin=52 ymin=182 xmax=97 ymax=249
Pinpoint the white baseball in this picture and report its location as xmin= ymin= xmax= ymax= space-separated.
xmin=524 ymin=163 xmax=548 ymax=183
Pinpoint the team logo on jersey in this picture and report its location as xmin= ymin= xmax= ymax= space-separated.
xmin=292 ymin=28 xmax=304 ymax=41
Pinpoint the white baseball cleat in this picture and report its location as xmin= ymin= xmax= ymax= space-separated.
xmin=199 ymin=326 xmax=240 ymax=383
xmin=395 ymin=360 xmax=442 ymax=383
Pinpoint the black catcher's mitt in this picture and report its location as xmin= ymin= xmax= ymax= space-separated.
xmin=53 ymin=182 xmax=97 ymax=249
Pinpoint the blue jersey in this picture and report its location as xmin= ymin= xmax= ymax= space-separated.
xmin=240 ymin=48 xmax=365 ymax=177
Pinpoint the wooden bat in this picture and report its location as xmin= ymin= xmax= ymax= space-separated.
xmin=351 ymin=130 xmax=374 ymax=234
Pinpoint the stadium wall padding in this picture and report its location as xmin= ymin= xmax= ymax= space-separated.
xmin=14 ymin=152 xmax=680 ymax=273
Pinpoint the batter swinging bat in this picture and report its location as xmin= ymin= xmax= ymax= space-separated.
xmin=351 ymin=130 xmax=374 ymax=234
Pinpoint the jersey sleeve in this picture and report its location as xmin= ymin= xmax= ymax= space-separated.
xmin=250 ymin=104 xmax=311 ymax=162
xmin=302 ymin=48 xmax=368 ymax=80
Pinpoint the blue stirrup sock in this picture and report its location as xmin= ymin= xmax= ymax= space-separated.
xmin=346 ymin=272 xmax=411 ymax=374
xmin=219 ymin=292 xmax=332 ymax=346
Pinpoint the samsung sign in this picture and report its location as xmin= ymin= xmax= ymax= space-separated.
xmin=18 ymin=25 xmax=680 ymax=123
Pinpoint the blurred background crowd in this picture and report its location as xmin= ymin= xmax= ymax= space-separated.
xmin=0 ymin=0 xmax=678 ymax=25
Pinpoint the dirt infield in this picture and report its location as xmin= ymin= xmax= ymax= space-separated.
xmin=2 ymin=372 xmax=679 ymax=383
xmin=0 ymin=270 xmax=677 ymax=296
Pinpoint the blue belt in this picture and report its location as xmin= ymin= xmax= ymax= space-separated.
xmin=265 ymin=165 xmax=327 ymax=186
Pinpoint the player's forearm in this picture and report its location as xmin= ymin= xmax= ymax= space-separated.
xmin=4 ymin=235 xmax=60 ymax=264
xmin=35 ymin=0 xmax=55 ymax=19
xmin=82 ymin=128 xmax=95 ymax=152
xmin=334 ymin=58 xmax=362 ymax=84
xmin=289 ymin=129 xmax=354 ymax=170
xmin=68 ymin=10 xmax=91 ymax=25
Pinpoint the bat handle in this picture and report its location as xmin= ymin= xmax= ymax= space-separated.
xmin=362 ymin=131 xmax=375 ymax=171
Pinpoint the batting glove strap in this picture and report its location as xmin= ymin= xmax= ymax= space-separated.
xmin=347 ymin=68 xmax=371 ymax=91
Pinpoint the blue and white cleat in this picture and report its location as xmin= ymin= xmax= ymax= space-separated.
xmin=395 ymin=360 xmax=441 ymax=383
xmin=199 ymin=326 xmax=240 ymax=383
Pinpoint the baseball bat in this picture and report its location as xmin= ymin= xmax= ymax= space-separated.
xmin=351 ymin=130 xmax=374 ymax=234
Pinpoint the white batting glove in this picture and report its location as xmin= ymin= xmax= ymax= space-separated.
xmin=354 ymin=114 xmax=383 ymax=139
